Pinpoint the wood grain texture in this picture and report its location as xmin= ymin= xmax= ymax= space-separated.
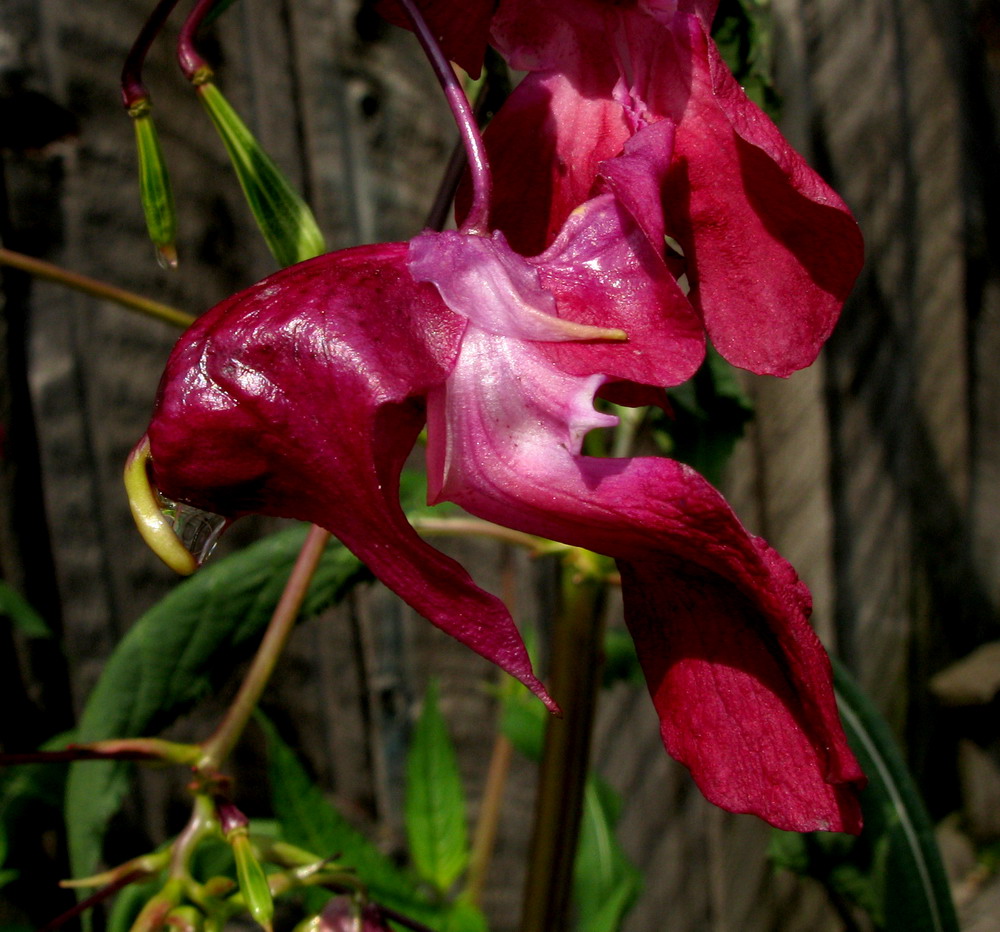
xmin=3 ymin=0 xmax=1000 ymax=929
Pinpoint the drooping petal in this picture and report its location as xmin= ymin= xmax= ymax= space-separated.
xmin=424 ymin=326 xmax=863 ymax=831
xmin=621 ymin=554 xmax=863 ymax=832
xmin=643 ymin=15 xmax=864 ymax=375
xmin=146 ymin=244 xmax=553 ymax=708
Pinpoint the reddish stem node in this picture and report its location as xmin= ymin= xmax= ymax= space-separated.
xmin=121 ymin=0 xmax=184 ymax=109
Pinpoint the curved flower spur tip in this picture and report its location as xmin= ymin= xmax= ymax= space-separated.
xmin=124 ymin=435 xmax=227 ymax=576
xmin=125 ymin=436 xmax=196 ymax=575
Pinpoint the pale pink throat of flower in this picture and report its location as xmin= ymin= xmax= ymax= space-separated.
xmin=124 ymin=435 xmax=198 ymax=575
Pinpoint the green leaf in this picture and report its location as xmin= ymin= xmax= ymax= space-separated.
xmin=573 ymin=778 xmax=642 ymax=932
xmin=66 ymin=526 xmax=368 ymax=882
xmin=197 ymin=81 xmax=325 ymax=267
xmin=770 ymin=659 xmax=959 ymax=932
xmin=0 ymin=580 xmax=51 ymax=638
xmin=710 ymin=0 xmax=781 ymax=116
xmin=405 ymin=680 xmax=470 ymax=893
xmin=257 ymin=712 xmax=438 ymax=921
xmin=107 ymin=878 xmax=159 ymax=932
xmin=131 ymin=109 xmax=177 ymax=267
xmin=0 ymin=731 xmax=74 ymax=880
xmin=498 ymin=664 xmax=642 ymax=932
xmin=440 ymin=898 xmax=489 ymax=932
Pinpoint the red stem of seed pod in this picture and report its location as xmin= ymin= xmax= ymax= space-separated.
xmin=121 ymin=0 xmax=185 ymax=109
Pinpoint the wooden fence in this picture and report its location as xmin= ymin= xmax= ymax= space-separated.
xmin=2 ymin=0 xmax=999 ymax=928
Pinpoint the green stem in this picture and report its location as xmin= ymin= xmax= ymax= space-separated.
xmin=411 ymin=515 xmax=558 ymax=554
xmin=519 ymin=550 xmax=609 ymax=932
xmin=464 ymin=731 xmax=514 ymax=906
xmin=197 ymin=525 xmax=330 ymax=772
xmin=0 ymin=247 xmax=194 ymax=328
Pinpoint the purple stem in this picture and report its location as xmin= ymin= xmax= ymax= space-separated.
xmin=177 ymin=0 xmax=219 ymax=80
xmin=39 ymin=870 xmax=145 ymax=931
xmin=121 ymin=0 xmax=184 ymax=109
xmin=395 ymin=0 xmax=493 ymax=235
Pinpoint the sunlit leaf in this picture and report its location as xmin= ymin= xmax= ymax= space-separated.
xmin=573 ymin=779 xmax=642 ymax=932
xmin=405 ymin=680 xmax=470 ymax=893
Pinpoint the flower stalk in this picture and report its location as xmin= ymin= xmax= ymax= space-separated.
xmin=520 ymin=549 xmax=609 ymax=932
xmin=0 ymin=247 xmax=193 ymax=328
xmin=394 ymin=0 xmax=493 ymax=234
xmin=196 ymin=524 xmax=331 ymax=773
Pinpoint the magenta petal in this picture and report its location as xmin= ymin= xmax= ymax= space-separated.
xmin=597 ymin=120 xmax=674 ymax=258
xmin=416 ymin=196 xmax=704 ymax=389
xmin=147 ymin=244 xmax=552 ymax=708
xmin=531 ymin=193 xmax=703 ymax=387
xmin=621 ymin=557 xmax=863 ymax=833
xmin=654 ymin=16 xmax=863 ymax=375
xmin=463 ymin=69 xmax=629 ymax=256
xmin=428 ymin=331 xmax=863 ymax=828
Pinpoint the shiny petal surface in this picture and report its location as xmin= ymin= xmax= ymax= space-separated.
xmin=146 ymin=244 xmax=552 ymax=707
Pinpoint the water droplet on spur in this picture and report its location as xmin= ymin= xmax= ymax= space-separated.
xmin=156 ymin=494 xmax=228 ymax=565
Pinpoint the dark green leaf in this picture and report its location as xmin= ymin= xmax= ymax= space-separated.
xmin=0 ymin=580 xmax=51 ymax=639
xmin=405 ymin=680 xmax=470 ymax=893
xmin=710 ymin=0 xmax=781 ymax=116
xmin=257 ymin=712 xmax=438 ymax=921
xmin=66 ymin=526 xmax=368 ymax=881
xmin=770 ymin=660 xmax=959 ymax=932
xmin=659 ymin=346 xmax=754 ymax=486
xmin=107 ymin=878 xmax=159 ymax=932
xmin=197 ymin=81 xmax=325 ymax=267
xmin=601 ymin=628 xmax=642 ymax=689
xmin=573 ymin=778 xmax=642 ymax=932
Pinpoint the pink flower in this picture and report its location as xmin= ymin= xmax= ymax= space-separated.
xmin=439 ymin=0 xmax=864 ymax=377
xmin=134 ymin=190 xmax=864 ymax=832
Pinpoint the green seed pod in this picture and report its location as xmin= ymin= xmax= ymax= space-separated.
xmin=130 ymin=101 xmax=178 ymax=268
xmin=196 ymin=81 xmax=325 ymax=268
